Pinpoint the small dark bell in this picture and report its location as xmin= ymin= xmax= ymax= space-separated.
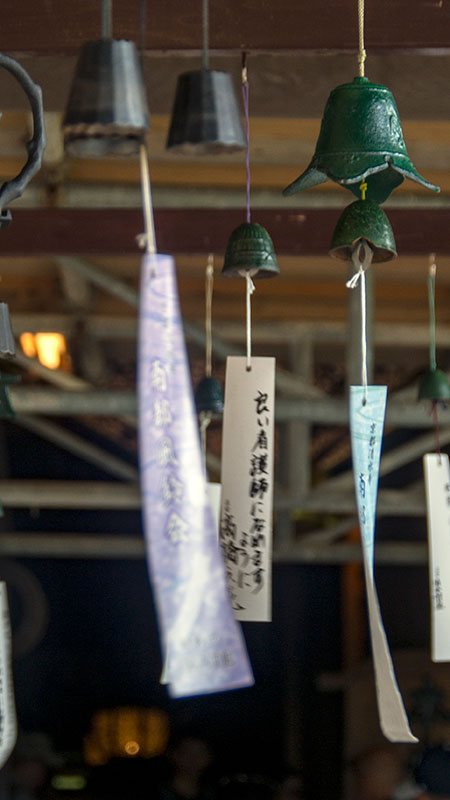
xmin=63 ymin=39 xmax=150 ymax=157
xmin=418 ymin=368 xmax=450 ymax=401
xmin=166 ymin=70 xmax=246 ymax=155
xmin=195 ymin=376 xmax=224 ymax=415
xmin=0 ymin=303 xmax=15 ymax=356
xmin=0 ymin=372 xmax=19 ymax=418
xmin=329 ymin=200 xmax=397 ymax=262
xmin=222 ymin=222 xmax=279 ymax=278
xmin=283 ymin=77 xmax=439 ymax=204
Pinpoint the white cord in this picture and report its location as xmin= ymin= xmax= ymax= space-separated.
xmin=346 ymin=242 xmax=373 ymax=404
xmin=138 ymin=143 xmax=157 ymax=255
xmin=245 ymin=271 xmax=255 ymax=371
xmin=205 ymin=255 xmax=214 ymax=377
xmin=199 ymin=412 xmax=211 ymax=468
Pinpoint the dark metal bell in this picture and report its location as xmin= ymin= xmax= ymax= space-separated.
xmin=0 ymin=372 xmax=19 ymax=418
xmin=329 ymin=200 xmax=397 ymax=262
xmin=0 ymin=303 xmax=15 ymax=356
xmin=63 ymin=39 xmax=150 ymax=157
xmin=222 ymin=222 xmax=279 ymax=278
xmin=166 ymin=70 xmax=246 ymax=155
xmin=195 ymin=376 xmax=224 ymax=415
xmin=283 ymin=77 xmax=439 ymax=204
xmin=418 ymin=368 xmax=450 ymax=401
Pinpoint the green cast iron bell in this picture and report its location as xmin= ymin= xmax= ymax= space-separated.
xmin=222 ymin=222 xmax=279 ymax=278
xmin=283 ymin=77 xmax=440 ymax=205
xmin=418 ymin=368 xmax=450 ymax=401
xmin=330 ymin=200 xmax=397 ymax=262
xmin=195 ymin=376 xmax=224 ymax=415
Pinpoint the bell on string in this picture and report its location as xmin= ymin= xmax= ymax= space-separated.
xmin=418 ymin=368 xmax=450 ymax=401
xmin=166 ymin=70 xmax=246 ymax=155
xmin=0 ymin=372 xmax=18 ymax=418
xmin=63 ymin=39 xmax=150 ymax=157
xmin=0 ymin=303 xmax=15 ymax=356
xmin=222 ymin=222 xmax=279 ymax=278
xmin=195 ymin=376 xmax=224 ymax=415
xmin=329 ymin=200 xmax=397 ymax=262
xmin=283 ymin=77 xmax=440 ymax=205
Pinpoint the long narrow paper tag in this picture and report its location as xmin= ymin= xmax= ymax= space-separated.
xmin=350 ymin=386 xmax=417 ymax=743
xmin=423 ymin=453 xmax=450 ymax=661
xmin=220 ymin=356 xmax=275 ymax=622
xmin=0 ymin=583 xmax=17 ymax=767
xmin=207 ymin=482 xmax=222 ymax=536
xmin=138 ymin=254 xmax=254 ymax=697
xmin=160 ymin=481 xmax=222 ymax=686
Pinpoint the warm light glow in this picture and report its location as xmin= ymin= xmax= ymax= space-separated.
xmin=124 ymin=740 xmax=140 ymax=756
xmin=20 ymin=332 xmax=36 ymax=358
xmin=20 ymin=332 xmax=67 ymax=370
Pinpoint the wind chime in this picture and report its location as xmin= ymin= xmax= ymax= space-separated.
xmin=421 ymin=257 xmax=450 ymax=666
xmin=219 ymin=56 xmax=278 ymax=623
xmin=194 ymin=255 xmax=224 ymax=531
xmin=166 ymin=0 xmax=245 ymax=154
xmin=0 ymin=47 xmax=47 ymax=767
xmin=282 ymin=0 xmax=436 ymax=743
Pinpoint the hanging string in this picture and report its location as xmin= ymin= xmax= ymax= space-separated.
xmin=245 ymin=272 xmax=255 ymax=371
xmin=428 ymin=254 xmax=437 ymax=371
xmin=139 ymin=0 xmax=147 ymax=71
xmin=346 ymin=241 xmax=373 ymax=404
xmin=138 ymin=143 xmax=157 ymax=255
xmin=199 ymin=412 xmax=211 ymax=467
xmin=357 ymin=0 xmax=366 ymax=77
xmin=432 ymin=401 xmax=441 ymax=457
xmin=202 ymin=0 xmax=209 ymax=71
xmin=205 ymin=254 xmax=214 ymax=377
xmin=242 ymin=53 xmax=251 ymax=224
xmin=101 ymin=0 xmax=113 ymax=39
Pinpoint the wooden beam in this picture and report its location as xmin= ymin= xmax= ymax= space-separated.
xmin=0 ymin=532 xmax=429 ymax=564
xmin=1 ymin=0 xmax=448 ymax=54
xmin=3 ymin=208 xmax=450 ymax=255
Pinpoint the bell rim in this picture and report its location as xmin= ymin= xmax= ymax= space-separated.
xmin=283 ymin=156 xmax=440 ymax=198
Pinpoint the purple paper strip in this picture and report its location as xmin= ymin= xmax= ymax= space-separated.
xmin=138 ymin=254 xmax=254 ymax=698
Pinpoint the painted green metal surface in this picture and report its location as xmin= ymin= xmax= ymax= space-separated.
xmin=283 ymin=77 xmax=440 ymax=204
xmin=222 ymin=222 xmax=279 ymax=278
xmin=330 ymin=200 xmax=397 ymax=262
xmin=418 ymin=368 xmax=450 ymax=401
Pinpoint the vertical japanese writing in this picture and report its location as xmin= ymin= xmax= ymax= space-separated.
xmin=149 ymin=357 xmax=186 ymax=545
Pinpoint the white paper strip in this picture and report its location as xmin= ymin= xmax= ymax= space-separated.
xmin=207 ymin=482 xmax=222 ymax=535
xmin=350 ymin=386 xmax=417 ymax=743
xmin=0 ymin=583 xmax=17 ymax=767
xmin=220 ymin=357 xmax=275 ymax=622
xmin=423 ymin=453 xmax=450 ymax=662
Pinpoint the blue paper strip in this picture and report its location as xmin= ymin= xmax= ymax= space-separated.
xmin=138 ymin=254 xmax=254 ymax=698
xmin=350 ymin=385 xmax=387 ymax=568
xmin=350 ymin=385 xmax=417 ymax=743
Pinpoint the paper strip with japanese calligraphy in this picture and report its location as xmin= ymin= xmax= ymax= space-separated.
xmin=220 ymin=356 xmax=275 ymax=622
xmin=350 ymin=386 xmax=417 ymax=743
xmin=423 ymin=453 xmax=450 ymax=662
xmin=138 ymin=254 xmax=254 ymax=697
xmin=0 ymin=583 xmax=17 ymax=767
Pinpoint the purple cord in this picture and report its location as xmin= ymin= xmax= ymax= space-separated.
xmin=242 ymin=78 xmax=251 ymax=224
